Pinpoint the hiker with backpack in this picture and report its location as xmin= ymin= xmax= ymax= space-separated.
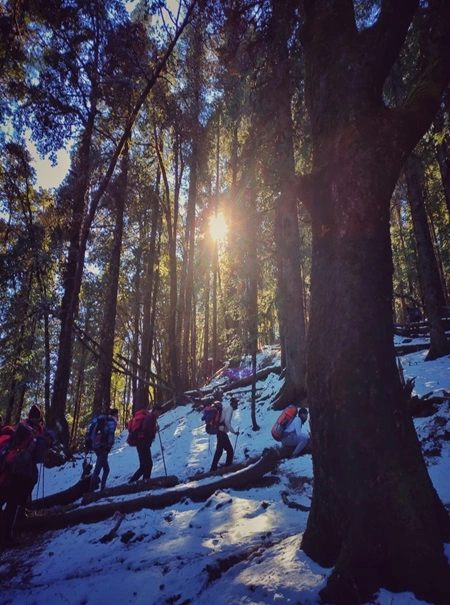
xmin=0 ymin=418 xmax=15 ymax=513
xmin=0 ymin=404 xmax=55 ymax=547
xmin=128 ymin=402 xmax=163 ymax=483
xmin=279 ymin=406 xmax=310 ymax=457
xmin=85 ymin=408 xmax=119 ymax=492
xmin=209 ymin=396 xmax=239 ymax=472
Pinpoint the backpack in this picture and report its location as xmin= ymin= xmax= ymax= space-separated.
xmin=271 ymin=405 xmax=297 ymax=441
xmin=127 ymin=410 xmax=147 ymax=447
xmin=0 ymin=423 xmax=38 ymax=483
xmin=201 ymin=402 xmax=223 ymax=435
xmin=0 ymin=426 xmax=14 ymax=474
xmin=85 ymin=415 xmax=109 ymax=452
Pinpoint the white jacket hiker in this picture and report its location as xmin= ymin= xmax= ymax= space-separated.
xmin=220 ymin=403 xmax=239 ymax=435
xmin=210 ymin=396 xmax=239 ymax=472
xmin=281 ymin=407 xmax=310 ymax=457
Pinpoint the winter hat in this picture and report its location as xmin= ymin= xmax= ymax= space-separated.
xmin=28 ymin=404 xmax=42 ymax=420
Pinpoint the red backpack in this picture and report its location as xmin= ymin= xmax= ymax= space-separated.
xmin=271 ymin=405 xmax=297 ymax=441
xmin=0 ymin=423 xmax=37 ymax=486
xmin=0 ymin=426 xmax=15 ymax=473
xmin=201 ymin=402 xmax=223 ymax=435
xmin=127 ymin=409 xmax=147 ymax=446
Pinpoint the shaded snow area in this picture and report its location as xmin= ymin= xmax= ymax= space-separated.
xmin=1 ymin=345 xmax=449 ymax=605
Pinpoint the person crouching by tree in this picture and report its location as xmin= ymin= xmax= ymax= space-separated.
xmin=87 ymin=408 xmax=118 ymax=492
xmin=281 ymin=407 xmax=310 ymax=457
xmin=128 ymin=404 xmax=163 ymax=483
xmin=0 ymin=404 xmax=55 ymax=547
xmin=210 ymin=396 xmax=239 ymax=472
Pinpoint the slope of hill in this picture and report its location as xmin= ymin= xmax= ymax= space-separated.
xmin=0 ymin=344 xmax=449 ymax=605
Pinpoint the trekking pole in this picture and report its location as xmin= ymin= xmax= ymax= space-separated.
xmin=158 ymin=430 xmax=167 ymax=476
xmin=35 ymin=462 xmax=45 ymax=499
xmin=35 ymin=464 xmax=42 ymax=500
xmin=234 ymin=429 xmax=240 ymax=452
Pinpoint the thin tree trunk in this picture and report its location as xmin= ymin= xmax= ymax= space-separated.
xmin=140 ymin=180 xmax=160 ymax=391
xmin=404 ymin=154 xmax=450 ymax=359
xmin=92 ymin=144 xmax=129 ymax=415
xmin=50 ymin=5 xmax=197 ymax=448
xmin=50 ymin=103 xmax=97 ymax=447
xmin=202 ymin=257 xmax=211 ymax=382
xmin=433 ymin=104 xmax=450 ymax=217
xmin=154 ymin=127 xmax=181 ymax=392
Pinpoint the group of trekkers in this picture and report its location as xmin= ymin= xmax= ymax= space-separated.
xmin=0 ymin=391 xmax=310 ymax=549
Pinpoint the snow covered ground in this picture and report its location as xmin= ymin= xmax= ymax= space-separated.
xmin=0 ymin=344 xmax=449 ymax=605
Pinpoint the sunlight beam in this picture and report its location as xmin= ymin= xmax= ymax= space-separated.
xmin=209 ymin=212 xmax=228 ymax=243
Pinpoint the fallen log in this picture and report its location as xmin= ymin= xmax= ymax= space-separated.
xmin=281 ymin=490 xmax=310 ymax=512
xmin=197 ymin=365 xmax=282 ymax=400
xmin=30 ymin=474 xmax=178 ymax=511
xmin=30 ymin=476 xmax=92 ymax=510
xmin=222 ymin=365 xmax=281 ymax=391
xmin=186 ymin=445 xmax=295 ymax=482
xmin=82 ymin=475 xmax=179 ymax=505
xmin=187 ymin=457 xmax=259 ymax=481
xmin=18 ymin=448 xmax=281 ymax=534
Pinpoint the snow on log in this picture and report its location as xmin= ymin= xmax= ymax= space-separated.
xmin=19 ymin=448 xmax=281 ymax=534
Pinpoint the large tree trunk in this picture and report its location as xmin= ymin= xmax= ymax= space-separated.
xmin=270 ymin=0 xmax=307 ymax=410
xmin=297 ymin=1 xmax=450 ymax=603
xmin=303 ymin=140 xmax=450 ymax=604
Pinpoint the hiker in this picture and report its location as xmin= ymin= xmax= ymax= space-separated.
xmin=280 ymin=406 xmax=310 ymax=457
xmin=87 ymin=408 xmax=118 ymax=492
xmin=0 ymin=420 xmax=15 ymax=510
xmin=0 ymin=404 xmax=55 ymax=547
xmin=407 ymin=306 xmax=422 ymax=323
xmin=210 ymin=396 xmax=239 ymax=472
xmin=128 ymin=404 xmax=163 ymax=482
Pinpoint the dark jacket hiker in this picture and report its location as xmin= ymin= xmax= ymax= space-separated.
xmin=0 ymin=404 xmax=55 ymax=546
xmin=86 ymin=409 xmax=118 ymax=492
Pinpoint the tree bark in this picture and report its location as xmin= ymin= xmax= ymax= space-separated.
xmin=51 ymin=3 xmax=198 ymax=447
xmin=50 ymin=101 xmax=97 ymax=447
xmin=297 ymin=1 xmax=450 ymax=603
xmin=139 ymin=179 xmax=160 ymax=393
xmin=270 ymin=0 xmax=307 ymax=410
xmin=433 ymin=104 xmax=450 ymax=218
xmin=92 ymin=143 xmax=128 ymax=415
xmin=404 ymin=154 xmax=450 ymax=359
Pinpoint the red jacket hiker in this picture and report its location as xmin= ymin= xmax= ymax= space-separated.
xmin=0 ymin=404 xmax=55 ymax=547
xmin=128 ymin=406 xmax=162 ymax=482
